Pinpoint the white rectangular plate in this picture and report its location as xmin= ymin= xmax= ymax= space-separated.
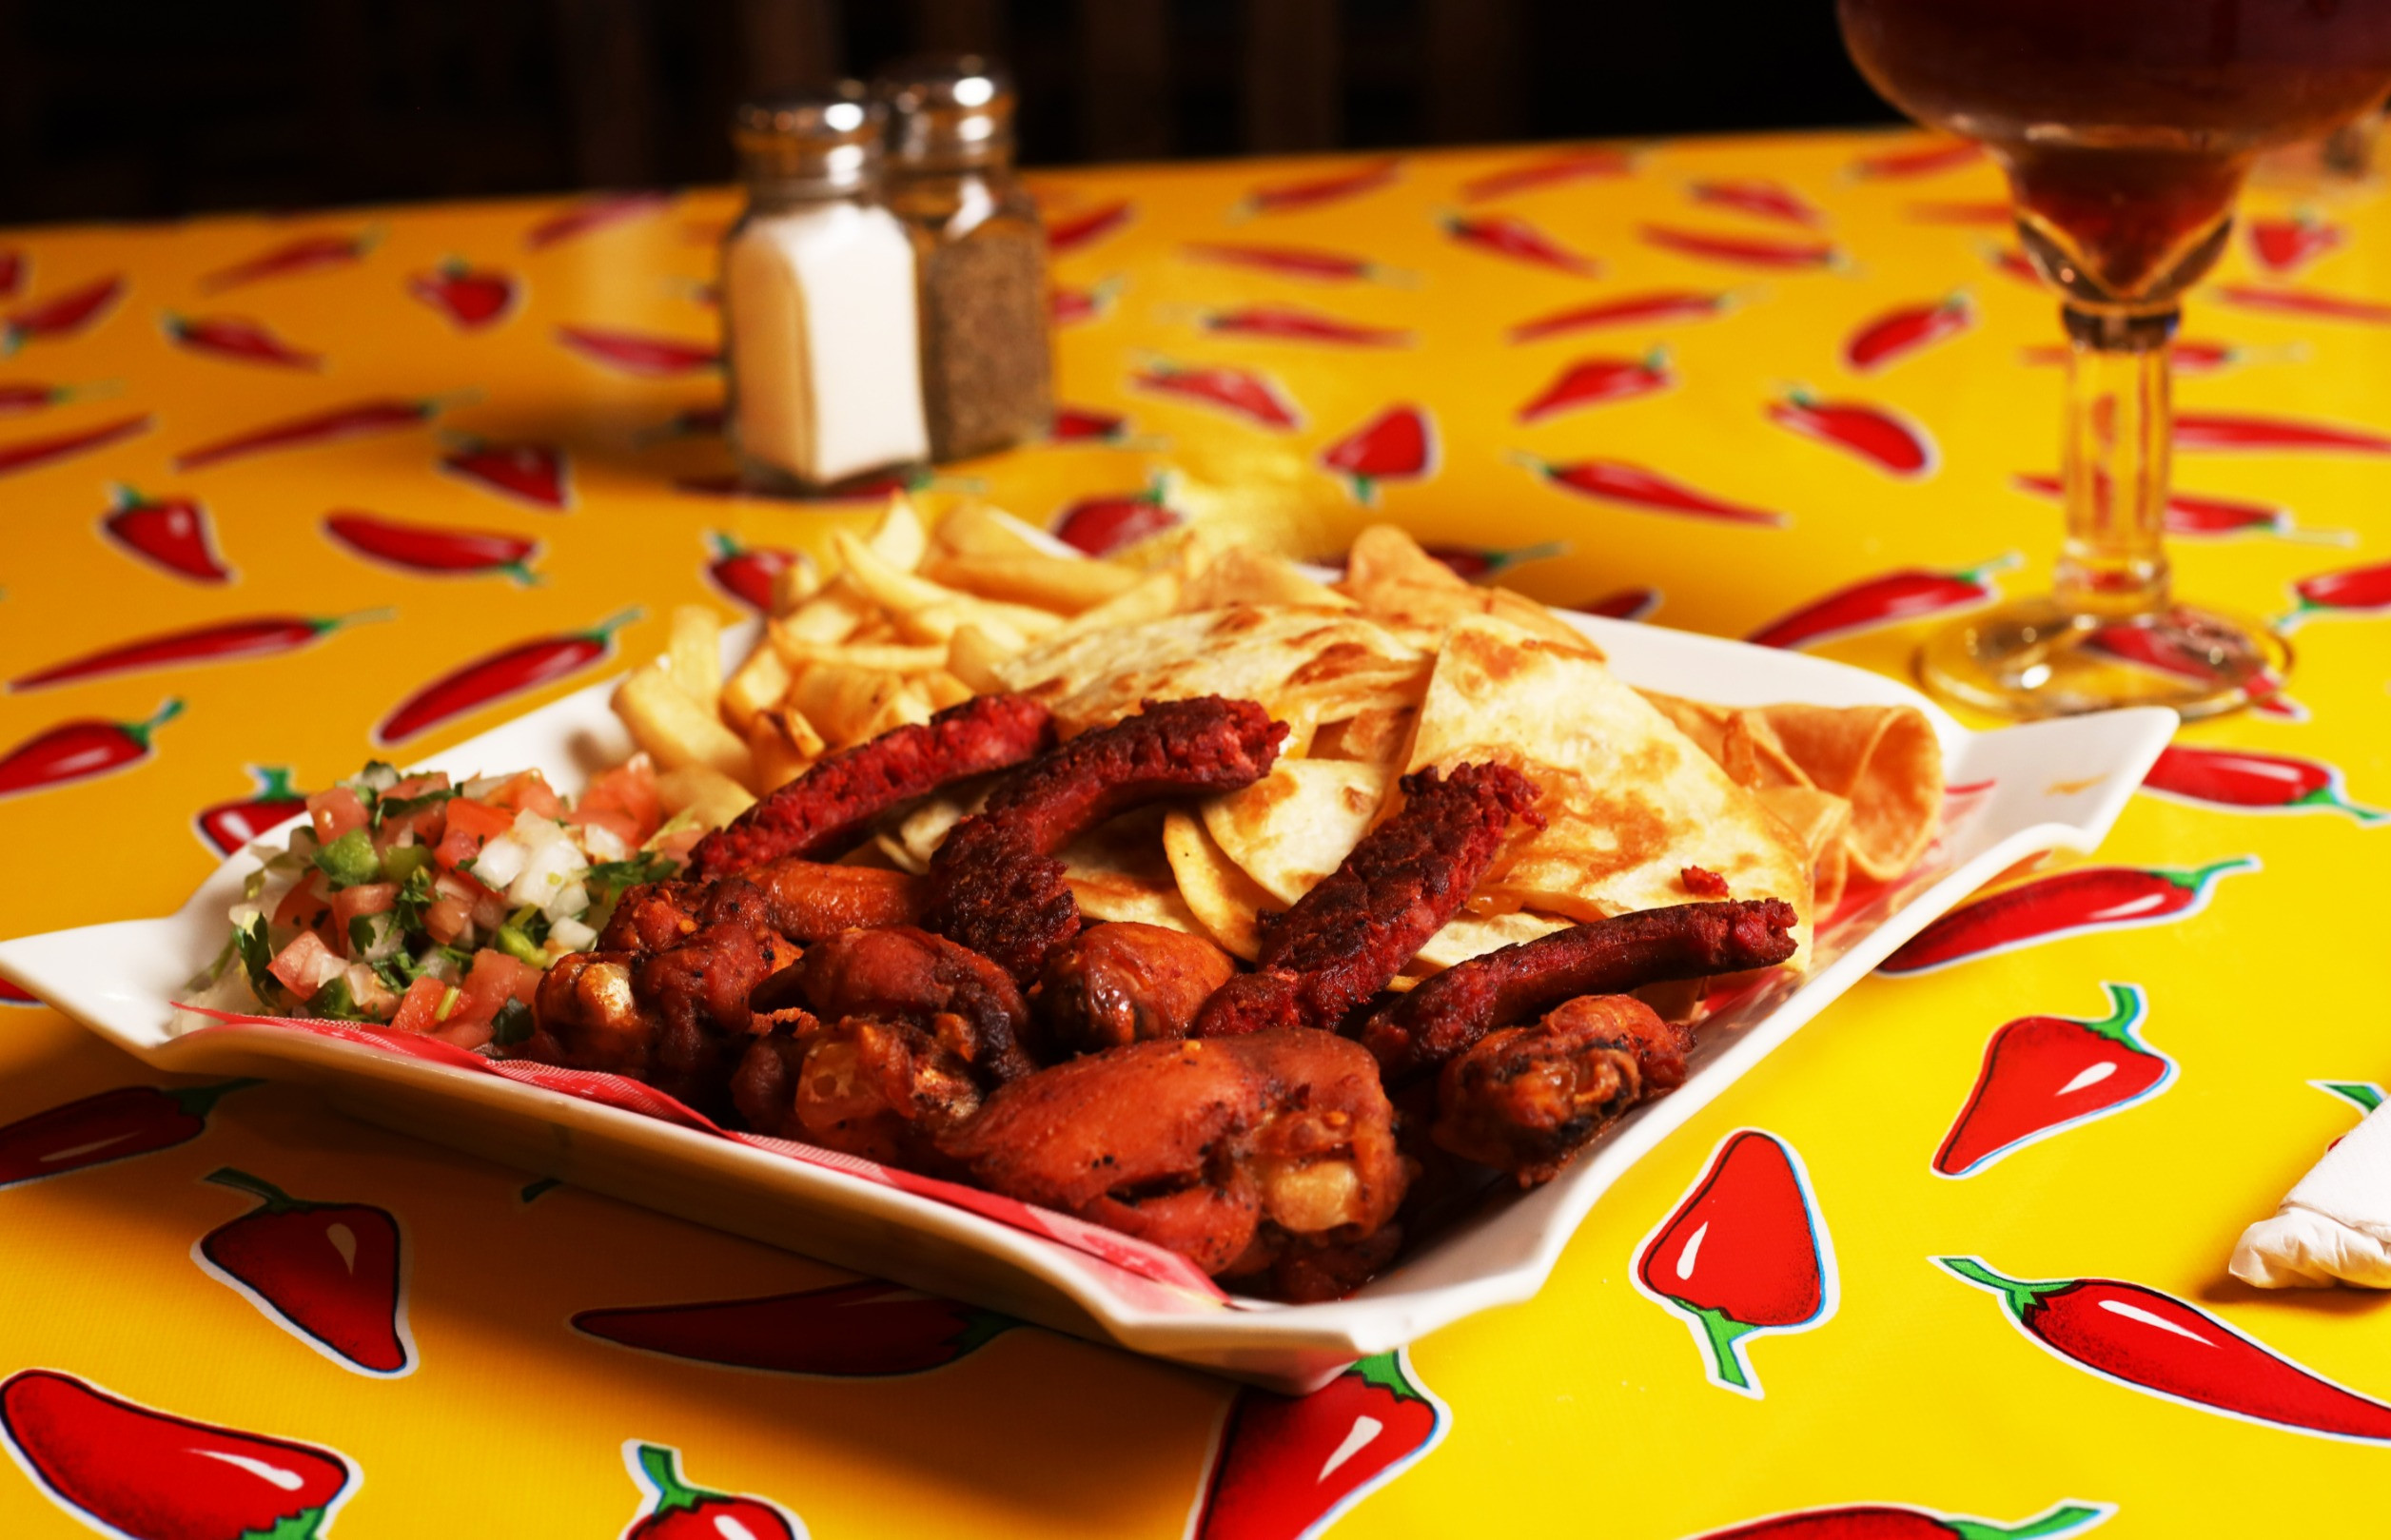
xmin=0 ymin=612 xmax=2175 ymax=1392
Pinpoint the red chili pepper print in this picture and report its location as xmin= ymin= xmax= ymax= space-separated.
xmin=0 ymin=980 xmax=37 ymax=1005
xmin=575 ymin=1280 xmax=1012 ymax=1375
xmin=2174 ymin=411 xmax=2391 ymax=455
xmin=1690 ymin=179 xmax=1823 ymax=227
xmin=1508 ymin=289 xmax=1740 ymax=343
xmin=408 ymin=259 xmax=519 ymax=330
xmin=1581 ymin=587 xmax=1661 ymax=621
xmin=192 ymin=1167 xmax=412 ymax=1376
xmin=1198 ymin=304 xmax=1412 ymax=346
xmin=100 ymin=484 xmax=235 ymax=584
xmin=1460 ymin=147 xmax=1633 ymax=201
xmin=0 ymin=412 xmax=152 ymax=478
xmin=374 ymin=609 xmax=640 ymax=745
xmin=1050 ymin=277 xmax=1120 ymax=325
xmin=620 ymin=1441 xmax=802 ymax=1540
xmin=0 ymin=380 xmax=103 ymax=416
xmin=1440 ymin=211 xmax=1602 ymax=277
xmin=175 ymin=395 xmax=461 ymax=471
xmin=0 ymin=700 xmax=183 ymax=800
xmin=201 ymin=229 xmax=377 ymax=292
xmin=1518 ymin=349 xmax=1671 ymax=422
xmin=1747 ymin=556 xmax=2016 ymax=650
xmin=1513 ymin=453 xmax=1789 ymax=527
xmin=705 ymin=531 xmax=804 ymax=612
xmin=1642 ymin=225 xmax=1841 ymax=270
xmin=1844 ymin=294 xmax=1972 ymax=372
xmin=0 ymin=1081 xmax=251 ymax=1187
xmin=2214 ymin=283 xmax=2391 ymax=324
xmin=558 ymin=324 xmax=719 ymax=377
xmin=196 ymin=767 xmax=307 ymax=855
xmin=1052 ymin=481 xmax=1182 ymax=556
xmin=1320 ymin=404 xmax=1435 ymax=505
xmin=1934 ymin=983 xmax=2171 ymax=1178
xmin=1317 ymin=540 xmax=1564 ymax=581
xmin=1182 ymin=243 xmax=1411 ymax=284
xmin=1690 ymin=1499 xmax=2115 ymax=1540
xmin=1941 ymin=1256 xmax=2391 ymax=1440
xmin=2247 ymin=213 xmax=2344 ymax=274
xmin=526 ymin=191 xmax=670 ymax=249
xmin=0 ymin=249 xmax=21 ymax=297
xmin=1049 ymin=405 xmax=1138 ymax=443
xmin=1235 ymin=157 xmax=1401 ymax=218
xmin=1768 ymin=389 xmax=1937 ymax=478
xmin=0 ymin=1369 xmax=358 ymax=1540
xmin=2082 ymin=625 xmax=2305 ymax=720
xmin=440 ymin=436 xmax=572 ymax=510
xmin=323 ymin=511 xmax=541 ymax=585
xmin=1190 ymin=1349 xmax=1447 ymax=1540
xmin=1633 ymin=1129 xmax=1835 ymax=1396
xmin=1849 ymin=139 xmax=1985 ymax=180
xmin=2141 ymin=744 xmax=2383 ymax=823
xmin=2316 ymin=1081 xmax=2385 ymax=1115
xmin=1904 ymin=199 xmax=2014 ymax=224
xmin=2010 ymin=472 xmax=2342 ymax=543
xmin=1880 ymin=857 xmax=2257 ymax=976
xmin=1130 ymin=359 xmax=1302 ymax=430
xmin=1987 ymin=244 xmax=2045 ymax=288
xmin=163 ymin=313 xmax=323 ymax=370
xmin=10 ymin=612 xmax=388 ymax=692
xmin=1047 ymin=199 xmax=1133 ymax=254
xmin=3 ymin=274 xmax=126 ymax=353
xmin=2282 ymin=557 xmax=2391 ymax=628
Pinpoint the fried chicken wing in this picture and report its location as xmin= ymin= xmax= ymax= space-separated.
xmin=1432 ymin=994 xmax=1691 ymax=1185
xmin=926 ymin=696 xmax=1285 ymax=984
xmin=733 ymin=1016 xmax=983 ymax=1171
xmin=1029 ymin=921 xmax=1237 ymax=1059
xmin=1193 ymin=763 xmax=1542 ymax=1039
xmin=752 ymin=925 xmax=1035 ymax=1083
xmin=596 ymin=879 xmax=708 ymax=954
xmin=735 ymin=857 xmax=927 ymax=941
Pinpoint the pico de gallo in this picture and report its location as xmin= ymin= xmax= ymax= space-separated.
xmin=181 ymin=756 xmax=691 ymax=1051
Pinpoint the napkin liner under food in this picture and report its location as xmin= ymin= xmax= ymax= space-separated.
xmin=2231 ymin=1101 xmax=2391 ymax=1289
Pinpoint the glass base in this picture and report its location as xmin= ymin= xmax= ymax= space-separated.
xmin=1916 ymin=595 xmax=2293 ymax=720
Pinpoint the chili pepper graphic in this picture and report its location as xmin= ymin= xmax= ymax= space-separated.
xmin=324 ymin=510 xmax=541 ymax=585
xmin=0 ymin=699 xmax=183 ymax=800
xmin=1934 ymin=983 xmax=2170 ymax=1178
xmin=2009 ymin=472 xmax=2344 ymax=542
xmin=2280 ymin=557 xmax=2391 ymax=629
xmin=0 ymin=412 xmax=151 ymax=478
xmin=557 ymin=324 xmax=719 ymax=377
xmin=1183 ymin=242 xmax=1413 ymax=284
xmin=2316 ymin=1081 xmax=2384 ymax=1115
xmin=1633 ymin=1129 xmax=1835 ymax=1396
xmin=408 ymin=258 xmax=519 ymax=329
xmin=374 ymin=608 xmax=640 ymax=745
xmin=191 ymin=1167 xmax=411 ymax=1376
xmin=1320 ymin=404 xmax=1435 ymax=505
xmin=1317 ymin=539 xmax=1564 ymax=581
xmin=526 ymin=190 xmax=670 ymax=249
xmin=1747 ymin=555 xmax=2017 ymax=650
xmin=1047 ymin=199 xmax=1133 ymax=254
xmin=2 ymin=274 xmax=126 ymax=353
xmin=1512 ymin=452 xmax=1788 ymax=527
xmin=1518 ymin=349 xmax=1672 ymax=422
xmin=2175 ymin=411 xmax=2391 ymax=454
xmin=100 ymin=483 xmax=235 ymax=583
xmin=1197 ymin=303 xmax=1412 ymax=346
xmin=0 ymin=379 xmax=112 ymax=416
xmin=1191 ymin=1349 xmax=1447 ymax=1540
xmin=2247 ymin=212 xmax=2343 ymax=274
xmin=2141 ymin=744 xmax=2383 ymax=823
xmin=1768 ymin=388 xmax=1937 ymax=478
xmin=201 ymin=229 xmax=378 ymax=292
xmin=175 ymin=393 xmax=465 ymax=471
xmin=2019 ymin=339 xmax=2287 ymax=377
xmin=1050 ymin=277 xmax=1121 ymax=325
xmin=1050 ymin=404 xmax=1135 ymax=443
xmin=1440 ymin=210 xmax=1602 ymax=277
xmin=1881 ymin=857 xmax=2257 ymax=976
xmin=0 ymin=249 xmax=21 ymax=297
xmin=0 ymin=1080 xmax=252 ymax=1187
xmin=1690 ymin=179 xmax=1823 ymax=227
xmin=1130 ymin=358 xmax=1302 ymax=430
xmin=10 ymin=611 xmax=389 ymax=692
xmin=2081 ymin=624 xmax=2304 ymax=719
xmin=0 ymin=980 xmax=36 ymax=1005
xmin=621 ymin=1441 xmax=803 ymax=1540
xmin=1986 ymin=244 xmax=2045 ymax=288
xmin=1905 ymin=199 xmax=2014 ymax=224
xmin=575 ymin=1279 xmax=1012 ymax=1375
xmin=1508 ymin=289 xmax=1740 ymax=344
xmin=705 ymin=531 xmax=802 ymax=612
xmin=0 ymin=1369 xmax=358 ymax=1540
xmin=162 ymin=312 xmax=323 ymax=370
xmin=1848 ymin=139 xmax=1984 ymax=179
xmin=1581 ymin=587 xmax=1660 ymax=621
xmin=1234 ymin=157 xmax=1401 ymax=219
xmin=1844 ymin=294 xmax=1972 ymax=372
xmin=2214 ymin=283 xmax=2391 ymax=324
xmin=1460 ymin=147 xmax=1633 ymax=202
xmin=196 ymin=767 xmax=306 ymax=855
xmin=1053 ymin=480 xmax=1182 ymax=556
xmin=440 ymin=435 xmax=571 ymax=509
xmin=1642 ymin=225 xmax=1841 ymax=270
xmin=1691 ymin=1499 xmax=2115 ymax=1540
xmin=1941 ymin=1255 xmax=2391 ymax=1440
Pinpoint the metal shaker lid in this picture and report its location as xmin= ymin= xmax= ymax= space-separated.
xmin=875 ymin=54 xmax=1017 ymax=169
xmin=733 ymin=82 xmax=887 ymax=196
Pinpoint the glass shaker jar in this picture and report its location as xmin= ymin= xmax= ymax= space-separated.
xmin=875 ymin=54 xmax=1054 ymax=462
xmin=721 ymin=84 xmax=930 ymax=492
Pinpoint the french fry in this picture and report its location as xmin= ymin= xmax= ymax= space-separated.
xmin=931 ymin=502 xmax=1047 ymax=561
xmin=946 ymin=625 xmax=1013 ymax=693
xmin=918 ymin=669 xmax=974 ymax=711
xmin=786 ymin=662 xmax=909 ymax=747
xmin=924 ymin=550 xmax=1141 ymax=614
xmin=656 ymin=763 xmax=756 ymax=829
xmin=1042 ymin=570 xmax=1182 ymax=640
xmin=768 ymin=629 xmax=949 ymax=673
xmin=851 ymin=678 xmax=936 ymax=741
xmin=777 ymin=574 xmax=877 ymax=645
xmin=888 ymin=598 xmax=1029 ymax=651
xmin=748 ymin=705 xmax=825 ymax=790
xmin=720 ymin=644 xmax=794 ymax=734
xmin=614 ymin=664 xmax=755 ymax=785
xmin=835 ymin=531 xmax=1063 ymax=644
xmin=771 ymin=553 xmax=824 ymax=614
xmin=866 ymin=494 xmax=930 ymax=572
xmin=664 ymin=605 xmax=724 ymax=708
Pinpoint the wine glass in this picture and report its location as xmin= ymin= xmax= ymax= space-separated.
xmin=1837 ymin=0 xmax=2391 ymax=718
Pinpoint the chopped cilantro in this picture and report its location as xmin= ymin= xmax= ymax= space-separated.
xmin=236 ymin=916 xmax=278 ymax=999
xmin=391 ymin=865 xmax=438 ymax=933
xmin=375 ymin=786 xmax=458 ymax=828
xmin=587 ymin=851 xmax=676 ymax=893
xmin=311 ymin=976 xmax=373 ymax=1022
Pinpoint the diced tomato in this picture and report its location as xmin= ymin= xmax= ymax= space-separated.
xmin=451 ymin=948 xmax=538 ymax=1026
xmin=272 ymin=870 xmax=333 ymax=935
xmin=329 ymin=883 xmax=397 ymax=955
xmin=306 ymin=786 xmax=369 ymax=846
xmin=562 ymin=805 xmax=642 ymax=851
xmin=434 ymin=798 xmax=514 ymax=871
xmin=343 ymin=963 xmax=400 ymax=1022
xmin=485 ymin=770 xmax=563 ymax=820
xmin=268 ymin=931 xmax=339 ymax=1001
xmin=421 ymin=895 xmax=473 ymax=945
xmin=385 ymin=772 xmax=451 ymax=801
xmin=579 ymin=759 xmax=662 ymax=846
xmin=652 ymin=824 xmax=705 ymax=865
xmin=432 ymin=1015 xmax=496 ymax=1051
xmin=389 ymin=975 xmax=447 ymax=1034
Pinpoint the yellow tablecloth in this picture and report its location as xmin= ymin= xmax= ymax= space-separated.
xmin=2 ymin=129 xmax=2388 ymax=1538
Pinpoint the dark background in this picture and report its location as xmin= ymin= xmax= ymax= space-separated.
xmin=0 ymin=0 xmax=1900 ymax=224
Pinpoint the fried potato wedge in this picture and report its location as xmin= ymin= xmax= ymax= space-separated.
xmin=615 ymin=664 xmax=755 ymax=786
xmin=657 ymin=763 xmax=756 ymax=829
xmin=720 ymin=644 xmax=794 ymax=735
xmin=926 ymin=550 xmax=1142 ymax=614
xmin=664 ymin=605 xmax=724 ymax=709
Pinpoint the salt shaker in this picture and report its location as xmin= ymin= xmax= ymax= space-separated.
xmin=721 ymin=85 xmax=930 ymax=491
xmin=876 ymin=55 xmax=1053 ymax=462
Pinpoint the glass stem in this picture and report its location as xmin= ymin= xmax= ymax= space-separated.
xmin=2056 ymin=304 xmax=2176 ymax=618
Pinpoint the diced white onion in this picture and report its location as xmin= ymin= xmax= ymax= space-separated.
xmin=508 ymin=836 xmax=586 ymax=907
xmin=461 ymin=774 xmax=508 ymax=799
xmin=543 ymin=882 xmax=590 ymax=925
xmin=471 ymin=835 xmax=530 ymax=889
xmin=549 ymin=915 xmax=598 ymax=952
xmin=578 ymin=822 xmax=630 ymax=863
xmin=306 ymin=947 xmax=349 ymax=991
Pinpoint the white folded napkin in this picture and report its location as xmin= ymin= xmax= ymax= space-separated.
xmin=2232 ymin=1098 xmax=2391 ymax=1289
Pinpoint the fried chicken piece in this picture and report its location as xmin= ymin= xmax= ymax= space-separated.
xmin=735 ymin=858 xmax=927 ymax=942
xmin=926 ymin=696 xmax=1285 ymax=984
xmin=687 ymin=692 xmax=1055 ymax=880
xmin=1029 ymin=921 xmax=1237 ymax=1060
xmin=1360 ymin=898 xmax=1798 ymax=1082
xmin=596 ymin=879 xmax=707 ymax=954
xmin=1193 ymin=763 xmax=1543 ymax=1039
xmin=1432 ymin=994 xmax=1692 ymax=1185
xmin=751 ymin=925 xmax=1035 ymax=1084
xmin=939 ymin=1030 xmax=1405 ymax=1289
xmin=733 ymin=1016 xmax=983 ymax=1171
